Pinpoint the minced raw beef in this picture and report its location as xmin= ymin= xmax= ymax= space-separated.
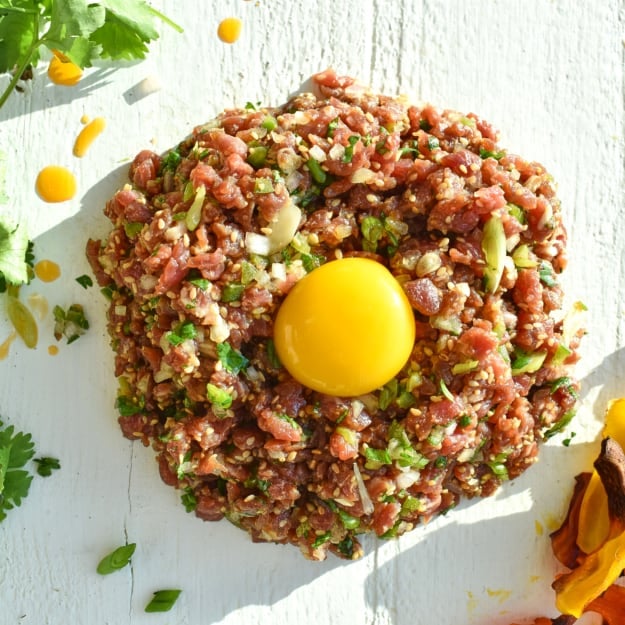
xmin=86 ymin=69 xmax=583 ymax=560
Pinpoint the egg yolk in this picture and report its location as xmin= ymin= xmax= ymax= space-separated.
xmin=273 ymin=257 xmax=416 ymax=397
xmin=47 ymin=52 xmax=83 ymax=86
xmin=217 ymin=17 xmax=242 ymax=43
xmin=35 ymin=166 xmax=77 ymax=203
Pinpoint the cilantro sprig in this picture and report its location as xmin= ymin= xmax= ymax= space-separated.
xmin=0 ymin=417 xmax=35 ymax=522
xmin=0 ymin=219 xmax=31 ymax=290
xmin=0 ymin=0 xmax=183 ymax=109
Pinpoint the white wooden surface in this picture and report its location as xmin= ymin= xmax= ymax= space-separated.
xmin=1 ymin=1 xmax=623 ymax=623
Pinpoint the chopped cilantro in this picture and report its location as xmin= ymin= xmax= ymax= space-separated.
xmin=180 ymin=487 xmax=197 ymax=512
xmin=206 ymin=383 xmax=232 ymax=410
xmin=342 ymin=135 xmax=360 ymax=163
xmin=0 ymin=219 xmax=30 ymax=289
xmin=75 ymin=274 xmax=93 ymax=289
xmin=0 ymin=418 xmax=35 ymax=522
xmin=34 ymin=456 xmax=61 ymax=477
xmin=216 ymin=342 xmax=249 ymax=374
xmin=166 ymin=320 xmax=197 ymax=346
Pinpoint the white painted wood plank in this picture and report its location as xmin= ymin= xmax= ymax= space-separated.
xmin=0 ymin=1 xmax=623 ymax=624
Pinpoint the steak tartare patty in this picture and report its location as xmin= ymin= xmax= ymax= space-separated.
xmin=86 ymin=69 xmax=582 ymax=560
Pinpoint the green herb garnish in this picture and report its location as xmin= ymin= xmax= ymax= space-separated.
xmin=166 ymin=320 xmax=197 ymax=346
xmin=97 ymin=543 xmax=136 ymax=575
xmin=216 ymin=342 xmax=249 ymax=374
xmin=33 ymin=456 xmax=60 ymax=477
xmin=206 ymin=383 xmax=232 ymax=410
xmin=75 ymin=274 xmax=93 ymax=289
xmin=0 ymin=418 xmax=35 ymax=522
xmin=145 ymin=589 xmax=182 ymax=613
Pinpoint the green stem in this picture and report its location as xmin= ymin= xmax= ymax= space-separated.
xmin=147 ymin=6 xmax=184 ymax=33
xmin=0 ymin=8 xmax=41 ymax=111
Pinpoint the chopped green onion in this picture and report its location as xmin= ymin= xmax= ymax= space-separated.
xmin=482 ymin=214 xmax=506 ymax=293
xmin=266 ymin=338 xmax=282 ymax=368
xmin=361 ymin=215 xmax=384 ymax=252
xmin=439 ymin=379 xmax=454 ymax=401
xmin=261 ymin=116 xmax=278 ymax=131
xmin=511 ymin=349 xmax=547 ymax=375
xmin=327 ymin=117 xmax=339 ymax=138
xmin=254 ymin=177 xmax=274 ymax=194
xmin=185 ymin=184 xmax=206 ymax=231
xmin=512 ymin=244 xmax=537 ymax=268
xmin=544 ymin=409 xmax=576 ymax=440
xmin=160 ymin=149 xmax=181 ymax=172
xmin=549 ymin=376 xmax=579 ymax=399
xmin=507 ymin=203 xmax=526 ymax=225
xmin=116 ymin=395 xmax=145 ymax=417
xmin=206 ymin=383 xmax=232 ymax=409
xmin=378 ymin=378 xmax=398 ymax=410
xmin=342 ymin=135 xmax=360 ymax=163
xmin=189 ymin=276 xmax=209 ymax=290
xmin=538 ymin=260 xmax=557 ymax=287
xmin=418 ymin=119 xmax=432 ymax=131
xmin=183 ymin=180 xmax=195 ymax=202
xmin=53 ymin=303 xmax=89 ymax=344
xmin=97 ymin=543 xmax=136 ymax=575
xmin=427 ymin=136 xmax=440 ymax=151
xmin=479 ymin=147 xmax=505 ymax=160
xmin=335 ymin=426 xmax=358 ymax=447
xmin=247 ymin=145 xmax=268 ymax=168
xmin=220 ymin=283 xmax=245 ymax=302
xmin=451 ymin=360 xmax=479 ymax=375
xmin=145 ymin=589 xmax=182 ymax=613
xmin=124 ymin=222 xmax=144 ymax=238
xmin=458 ymin=415 xmax=472 ymax=427
xmin=434 ymin=456 xmax=448 ymax=469
xmin=312 ymin=531 xmax=332 ymax=549
xmin=427 ymin=425 xmax=446 ymax=447
xmin=306 ymin=158 xmax=327 ymax=184
xmin=364 ymin=446 xmax=392 ymax=467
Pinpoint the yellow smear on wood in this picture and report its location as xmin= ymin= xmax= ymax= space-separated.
xmin=73 ymin=117 xmax=106 ymax=157
xmin=0 ymin=331 xmax=16 ymax=360
xmin=34 ymin=259 xmax=61 ymax=283
xmin=218 ymin=17 xmax=242 ymax=43
xmin=27 ymin=293 xmax=49 ymax=320
xmin=535 ymin=520 xmax=544 ymax=536
xmin=486 ymin=587 xmax=512 ymax=603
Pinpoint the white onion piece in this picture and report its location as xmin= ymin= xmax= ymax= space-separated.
xmin=245 ymin=231 xmax=272 ymax=256
xmin=266 ymin=199 xmax=302 ymax=254
xmin=353 ymin=462 xmax=374 ymax=515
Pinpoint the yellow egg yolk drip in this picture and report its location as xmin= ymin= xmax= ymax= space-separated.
xmin=35 ymin=166 xmax=77 ymax=202
xmin=218 ymin=17 xmax=242 ymax=43
xmin=273 ymin=257 xmax=416 ymax=397
xmin=34 ymin=260 xmax=61 ymax=282
xmin=73 ymin=117 xmax=106 ymax=157
xmin=47 ymin=52 xmax=83 ymax=86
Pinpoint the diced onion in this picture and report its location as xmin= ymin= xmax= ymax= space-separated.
xmin=271 ymin=262 xmax=287 ymax=281
xmin=308 ymin=144 xmax=326 ymax=162
xmin=350 ymin=168 xmax=376 ymax=184
xmin=353 ymin=462 xmax=374 ymax=515
xmin=245 ymin=231 xmax=272 ymax=256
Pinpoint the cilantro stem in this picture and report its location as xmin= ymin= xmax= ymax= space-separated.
xmin=146 ymin=7 xmax=184 ymax=33
xmin=0 ymin=3 xmax=42 ymax=111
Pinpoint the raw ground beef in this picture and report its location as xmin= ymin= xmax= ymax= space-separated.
xmin=86 ymin=69 xmax=583 ymax=560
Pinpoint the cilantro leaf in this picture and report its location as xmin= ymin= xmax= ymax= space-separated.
xmin=34 ymin=456 xmax=61 ymax=477
xmin=0 ymin=0 xmax=37 ymax=73
xmin=0 ymin=219 xmax=30 ymax=287
xmin=0 ymin=418 xmax=36 ymax=522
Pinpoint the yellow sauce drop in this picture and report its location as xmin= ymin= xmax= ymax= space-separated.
xmin=80 ymin=114 xmax=91 ymax=125
xmin=48 ymin=344 xmax=59 ymax=356
xmin=73 ymin=117 xmax=106 ymax=158
xmin=35 ymin=166 xmax=77 ymax=203
xmin=47 ymin=51 xmax=83 ymax=86
xmin=0 ymin=332 xmax=17 ymax=360
xmin=218 ymin=17 xmax=242 ymax=43
xmin=34 ymin=259 xmax=61 ymax=283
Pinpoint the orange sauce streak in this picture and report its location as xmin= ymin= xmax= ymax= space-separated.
xmin=34 ymin=260 xmax=61 ymax=283
xmin=73 ymin=117 xmax=106 ymax=158
xmin=35 ymin=166 xmax=77 ymax=203
xmin=0 ymin=331 xmax=16 ymax=360
xmin=47 ymin=52 xmax=83 ymax=86
xmin=217 ymin=17 xmax=242 ymax=43
xmin=48 ymin=344 xmax=59 ymax=356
